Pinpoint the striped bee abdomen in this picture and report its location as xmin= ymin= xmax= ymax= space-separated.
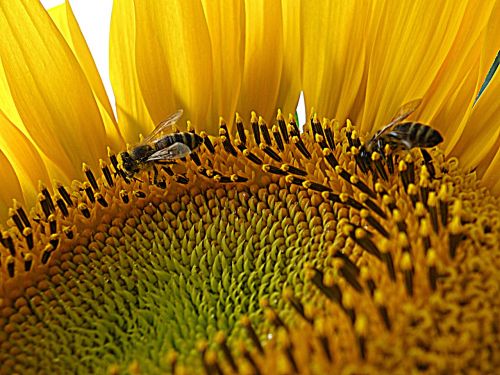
xmin=392 ymin=122 xmax=443 ymax=148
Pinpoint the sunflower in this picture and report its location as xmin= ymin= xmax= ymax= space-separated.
xmin=1 ymin=0 xmax=499 ymax=374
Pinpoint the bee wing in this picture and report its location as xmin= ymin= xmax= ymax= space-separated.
xmin=141 ymin=109 xmax=184 ymax=145
xmin=370 ymin=99 xmax=423 ymax=142
xmin=146 ymin=142 xmax=192 ymax=161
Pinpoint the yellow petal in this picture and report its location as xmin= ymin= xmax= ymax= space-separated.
xmin=0 ymin=111 xmax=51 ymax=206
xmin=301 ymin=0 xmax=367 ymax=125
xmin=237 ymin=0 xmax=283 ymax=124
xmin=134 ymin=0 xmax=213 ymax=132
xmin=360 ymin=0 xmax=469 ymax=134
xmin=48 ymin=1 xmax=124 ymax=151
xmin=276 ymin=0 xmax=302 ymax=116
xmin=452 ymin=69 xmax=500 ymax=176
xmin=414 ymin=1 xmax=496 ymax=153
xmin=109 ymin=0 xmax=154 ymax=144
xmin=201 ymin=0 xmax=245 ymax=130
xmin=0 ymin=1 xmax=108 ymax=180
xmin=0 ymin=149 xmax=23 ymax=218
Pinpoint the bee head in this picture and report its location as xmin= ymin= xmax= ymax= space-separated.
xmin=119 ymin=151 xmax=138 ymax=176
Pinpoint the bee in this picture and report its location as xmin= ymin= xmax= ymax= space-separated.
xmin=358 ymin=99 xmax=443 ymax=177
xmin=119 ymin=109 xmax=203 ymax=178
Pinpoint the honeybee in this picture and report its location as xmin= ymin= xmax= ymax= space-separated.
xmin=358 ymin=99 xmax=443 ymax=175
xmin=119 ymin=110 xmax=203 ymax=178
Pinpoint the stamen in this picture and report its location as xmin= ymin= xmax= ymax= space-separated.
xmin=401 ymin=252 xmax=414 ymax=296
xmin=200 ymin=131 xmax=215 ymax=154
xmin=259 ymin=116 xmax=272 ymax=146
xmin=39 ymin=182 xmax=55 ymax=213
xmin=449 ymin=216 xmax=463 ymax=259
xmin=360 ymin=209 xmax=390 ymax=238
xmin=7 ymin=256 xmax=15 ymax=277
xmin=23 ymin=227 xmax=33 ymax=250
xmin=48 ymin=214 xmax=57 ymax=234
xmin=240 ymin=316 xmax=264 ymax=354
xmin=9 ymin=208 xmax=24 ymax=232
xmin=56 ymin=182 xmax=73 ymax=207
xmin=427 ymin=192 xmax=439 ymax=233
xmin=82 ymin=182 xmax=95 ymax=203
xmin=219 ymin=119 xmax=238 ymax=156
xmin=214 ymin=332 xmax=238 ymax=372
xmin=280 ymin=164 xmax=307 ymax=176
xmin=259 ymin=143 xmax=282 ymax=162
xmin=272 ymin=125 xmax=284 ymax=152
xmin=379 ymin=238 xmax=396 ymax=281
xmin=251 ymin=112 xmax=261 ymax=145
xmin=14 ymin=201 xmax=31 ymax=228
xmin=276 ymin=109 xmax=289 ymax=144
xmin=78 ymin=203 xmax=91 ymax=219
xmin=190 ymin=152 xmax=201 ymax=166
xmin=374 ymin=290 xmax=392 ymax=330
xmin=24 ymin=253 xmax=33 ymax=272
xmin=262 ymin=164 xmax=288 ymax=176
xmin=323 ymin=120 xmax=336 ymax=150
xmin=438 ymin=185 xmax=449 ymax=227
xmin=427 ymin=249 xmax=438 ymax=291
xmin=372 ymin=152 xmax=388 ymax=181
xmin=39 ymin=193 xmax=52 ymax=218
xmin=63 ymin=226 xmax=74 ymax=239
xmin=292 ymin=135 xmax=312 ymax=159
xmin=2 ymin=231 xmax=15 ymax=256
xmin=283 ymin=288 xmax=312 ymax=323
xmin=242 ymin=148 xmax=263 ymax=165
xmin=302 ymin=180 xmax=332 ymax=193
xmin=95 ymin=192 xmax=108 ymax=207
xmin=41 ymin=244 xmax=54 ymax=264
xmin=323 ymin=148 xmax=339 ymax=168
xmin=354 ymin=314 xmax=367 ymax=359
xmin=236 ymin=113 xmax=246 ymax=145
xmin=418 ymin=218 xmax=432 ymax=255
xmin=83 ymin=163 xmax=99 ymax=191
xmin=100 ymin=159 xmax=114 ymax=187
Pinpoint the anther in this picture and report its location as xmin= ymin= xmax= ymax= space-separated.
xmin=200 ymin=131 xmax=215 ymax=154
xmin=190 ymin=151 xmax=201 ymax=166
xmin=41 ymin=244 xmax=54 ymax=264
xmin=427 ymin=249 xmax=438 ymax=291
xmin=231 ymin=174 xmax=248 ymax=183
xmin=419 ymin=166 xmax=430 ymax=207
xmin=95 ymin=192 xmax=108 ymax=207
xmin=392 ymin=209 xmax=407 ymax=233
xmin=219 ymin=118 xmax=238 ymax=156
xmin=314 ymin=318 xmax=333 ymax=362
xmin=7 ymin=256 xmax=15 ymax=277
xmin=374 ymin=290 xmax=391 ymax=330
xmin=398 ymin=160 xmax=410 ymax=190
xmin=283 ymin=288 xmax=312 ymax=323
xmin=242 ymin=148 xmax=263 ymax=165
xmin=258 ymin=116 xmax=272 ymax=145
xmin=240 ymin=316 xmax=264 ymax=354
xmin=360 ymin=209 xmax=390 ymax=238
xmin=309 ymin=268 xmax=343 ymax=305
xmin=302 ymin=180 xmax=332 ymax=193
xmin=83 ymin=163 xmax=99 ymax=191
xmin=49 ymin=233 xmax=60 ymax=249
xmin=323 ymin=121 xmax=336 ymax=150
xmin=2 ymin=231 xmax=16 ymax=256
xmin=39 ymin=193 xmax=52 ymax=218
xmin=408 ymin=183 xmax=419 ymax=206
xmin=438 ymin=184 xmax=449 ymax=227
xmin=214 ymin=331 xmax=238 ymax=372
xmin=285 ymin=175 xmax=305 ymax=186
xmin=384 ymin=144 xmax=394 ymax=174
xmin=119 ymin=190 xmax=129 ymax=205
xmin=336 ymin=259 xmax=364 ymax=293
xmin=350 ymin=175 xmax=377 ymax=199
xmin=78 ymin=203 xmax=91 ymax=218
xmin=236 ymin=113 xmax=246 ymax=145
xmin=24 ymin=253 xmax=33 ymax=272
xmin=352 ymin=228 xmax=382 ymax=260
xmin=372 ymin=152 xmax=388 ymax=181
xmin=449 ymin=216 xmax=463 ymax=259
xmin=9 ymin=208 xmax=24 ymax=232
xmin=427 ymin=192 xmax=439 ymax=233
xmin=63 ymin=226 xmax=74 ymax=239
xmin=280 ymin=164 xmax=307 ymax=176
xmin=292 ymin=135 xmax=312 ymax=159
xmin=262 ymin=164 xmax=288 ymax=176
xmin=277 ymin=109 xmax=289 ymax=144
xmin=173 ymin=175 xmax=189 ymax=184
xmin=420 ymin=148 xmax=436 ymax=179
xmin=251 ymin=112 xmax=261 ymax=145
xmin=419 ymin=218 xmax=432 ymax=255
xmin=360 ymin=195 xmax=387 ymax=219
xmin=354 ymin=314 xmax=368 ymax=360
xmin=272 ymin=124 xmax=284 ymax=151
xmin=14 ymin=201 xmax=31 ymax=228
xmin=56 ymin=182 xmax=73 ymax=207
xmin=55 ymin=196 xmax=69 ymax=217
xmin=48 ymin=214 xmax=57 ymax=234
xmin=82 ymin=182 xmax=95 ymax=203
xmin=379 ymin=238 xmax=396 ymax=281
xmin=23 ymin=227 xmax=34 ymax=250
xmin=360 ymin=267 xmax=376 ymax=296
xmin=323 ymin=148 xmax=339 ymax=168
xmin=260 ymin=143 xmax=282 ymax=162
xmin=100 ymin=159 xmax=114 ymax=187
xmin=401 ymin=252 xmax=414 ymax=296
xmin=39 ymin=182 xmax=55 ymax=213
